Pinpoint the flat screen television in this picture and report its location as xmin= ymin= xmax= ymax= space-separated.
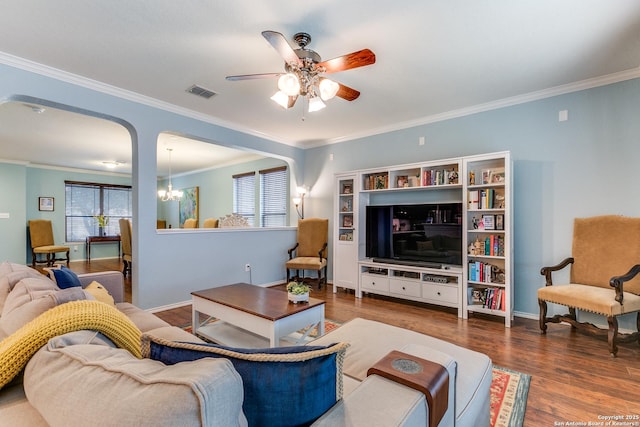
xmin=365 ymin=203 xmax=463 ymax=268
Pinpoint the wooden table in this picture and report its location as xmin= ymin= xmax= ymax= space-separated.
xmin=191 ymin=283 xmax=325 ymax=347
xmin=85 ymin=235 xmax=121 ymax=261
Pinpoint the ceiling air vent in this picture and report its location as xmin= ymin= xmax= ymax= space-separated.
xmin=186 ymin=85 xmax=216 ymax=99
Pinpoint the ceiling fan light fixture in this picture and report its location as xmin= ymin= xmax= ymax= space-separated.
xmin=308 ymin=96 xmax=326 ymax=113
xmin=319 ymin=79 xmax=340 ymax=101
xmin=270 ymin=91 xmax=290 ymax=109
xmin=277 ymin=73 xmax=300 ymax=96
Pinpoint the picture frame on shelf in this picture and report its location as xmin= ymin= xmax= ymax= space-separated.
xmin=489 ymin=167 xmax=505 ymax=184
xmin=342 ymin=215 xmax=353 ymax=228
xmin=342 ymin=183 xmax=352 ymax=194
xmin=396 ymin=175 xmax=408 ymax=188
xmin=496 ymin=214 xmax=504 ymax=230
xmin=342 ymin=198 xmax=353 ymax=212
xmin=482 ymin=214 xmax=495 ymax=230
xmin=448 ymin=170 xmax=459 ymax=184
xmin=38 ymin=197 xmax=54 ymax=211
xmin=481 ymin=169 xmax=491 ymax=184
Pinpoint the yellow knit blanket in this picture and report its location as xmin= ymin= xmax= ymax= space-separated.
xmin=0 ymin=300 xmax=142 ymax=389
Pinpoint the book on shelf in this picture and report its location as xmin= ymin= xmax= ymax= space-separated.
xmin=470 ymin=287 xmax=505 ymax=311
xmin=422 ymin=168 xmax=459 ymax=186
xmin=467 ymin=260 xmax=505 ymax=282
xmin=364 ymin=173 xmax=389 ymax=190
xmin=469 ymin=188 xmax=503 ymax=210
xmin=468 ymin=190 xmax=479 ymax=210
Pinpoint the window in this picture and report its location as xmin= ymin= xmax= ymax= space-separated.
xmin=233 ymin=172 xmax=255 ymax=226
xmin=260 ymin=166 xmax=287 ymax=227
xmin=65 ymin=181 xmax=132 ymax=242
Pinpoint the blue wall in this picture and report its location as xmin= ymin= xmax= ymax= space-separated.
xmin=0 ymin=62 xmax=302 ymax=309
xmin=2 ymin=59 xmax=639 ymax=329
xmin=0 ymin=162 xmax=26 ymax=263
xmin=303 ymin=78 xmax=640 ymax=329
xmin=24 ymin=166 xmax=131 ymax=262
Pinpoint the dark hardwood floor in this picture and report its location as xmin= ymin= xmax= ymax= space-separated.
xmin=69 ymin=259 xmax=640 ymax=426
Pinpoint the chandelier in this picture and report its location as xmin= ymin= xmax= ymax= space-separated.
xmin=157 ymin=148 xmax=183 ymax=201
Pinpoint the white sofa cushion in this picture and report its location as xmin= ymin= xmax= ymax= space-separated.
xmin=313 ymin=374 xmax=428 ymax=427
xmin=24 ymin=330 xmax=247 ymax=427
xmin=311 ymin=318 xmax=492 ymax=427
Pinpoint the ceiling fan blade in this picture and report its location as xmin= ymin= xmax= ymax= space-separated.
xmin=262 ymin=30 xmax=302 ymax=66
xmin=318 ymin=49 xmax=376 ymax=74
xmin=335 ymin=82 xmax=360 ymax=101
xmin=226 ymin=73 xmax=282 ymax=81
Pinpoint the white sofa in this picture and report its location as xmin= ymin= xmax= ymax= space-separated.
xmin=312 ymin=318 xmax=492 ymax=427
xmin=0 ymin=262 xmax=491 ymax=426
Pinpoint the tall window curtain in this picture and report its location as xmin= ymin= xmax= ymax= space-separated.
xmin=233 ymin=172 xmax=255 ymax=226
xmin=260 ymin=166 xmax=287 ymax=227
xmin=65 ymin=181 xmax=132 ymax=242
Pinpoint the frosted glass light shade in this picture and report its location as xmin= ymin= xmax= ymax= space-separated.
xmin=319 ymin=79 xmax=339 ymax=101
xmin=270 ymin=91 xmax=290 ymax=109
xmin=308 ymin=96 xmax=326 ymax=112
xmin=277 ymin=73 xmax=300 ymax=96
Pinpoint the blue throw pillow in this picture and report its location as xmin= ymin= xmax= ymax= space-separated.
xmin=47 ymin=266 xmax=82 ymax=289
xmin=142 ymin=335 xmax=349 ymax=427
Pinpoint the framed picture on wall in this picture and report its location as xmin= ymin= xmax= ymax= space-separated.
xmin=38 ymin=197 xmax=54 ymax=211
xmin=179 ymin=187 xmax=199 ymax=227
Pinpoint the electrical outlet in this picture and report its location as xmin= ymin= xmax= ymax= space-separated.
xmin=73 ymin=245 xmax=78 ymax=252
xmin=245 ymin=263 xmax=251 ymax=272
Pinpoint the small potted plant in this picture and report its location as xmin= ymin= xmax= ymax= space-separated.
xmin=286 ymin=280 xmax=310 ymax=304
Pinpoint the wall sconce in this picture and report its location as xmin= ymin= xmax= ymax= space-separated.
xmin=293 ymin=186 xmax=307 ymax=219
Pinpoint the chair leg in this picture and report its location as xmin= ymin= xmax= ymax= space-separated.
xmin=65 ymin=250 xmax=70 ymax=266
xmin=607 ymin=316 xmax=619 ymax=357
xmin=538 ymin=299 xmax=548 ymax=333
xmin=32 ymin=251 xmax=36 ymax=268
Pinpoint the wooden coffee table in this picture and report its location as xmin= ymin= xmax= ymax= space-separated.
xmin=191 ymin=283 xmax=325 ymax=347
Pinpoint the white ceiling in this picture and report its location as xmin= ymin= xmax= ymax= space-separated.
xmin=0 ymin=1 xmax=639 ymax=173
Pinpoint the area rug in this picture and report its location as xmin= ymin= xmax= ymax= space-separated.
xmin=490 ymin=365 xmax=531 ymax=427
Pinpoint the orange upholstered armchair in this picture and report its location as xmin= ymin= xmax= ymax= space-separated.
xmin=119 ymin=218 xmax=132 ymax=277
xmin=183 ymin=218 xmax=198 ymax=228
xmin=538 ymin=215 xmax=640 ymax=356
xmin=286 ymin=218 xmax=329 ymax=289
xmin=28 ymin=219 xmax=70 ymax=267
xmin=203 ymin=218 xmax=219 ymax=228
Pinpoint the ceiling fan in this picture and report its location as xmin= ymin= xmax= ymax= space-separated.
xmin=226 ymin=31 xmax=376 ymax=112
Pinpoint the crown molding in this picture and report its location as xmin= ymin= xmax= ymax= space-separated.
xmin=2 ymin=51 xmax=639 ymax=150
xmin=0 ymin=51 xmax=298 ymax=147
xmin=316 ymin=67 xmax=640 ymax=148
